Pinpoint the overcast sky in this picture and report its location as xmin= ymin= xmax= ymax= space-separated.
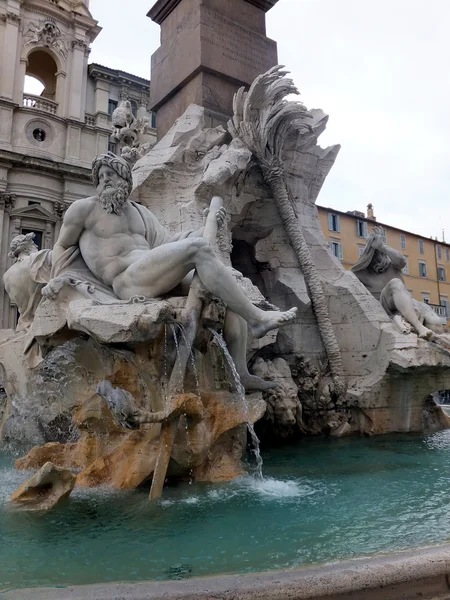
xmin=89 ymin=0 xmax=450 ymax=241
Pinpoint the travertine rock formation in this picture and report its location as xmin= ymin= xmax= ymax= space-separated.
xmin=11 ymin=462 xmax=76 ymax=511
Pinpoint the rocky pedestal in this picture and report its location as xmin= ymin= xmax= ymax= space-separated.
xmin=11 ymin=462 xmax=76 ymax=511
xmin=133 ymin=101 xmax=450 ymax=436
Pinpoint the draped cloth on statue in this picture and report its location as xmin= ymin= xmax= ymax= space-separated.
xmin=23 ymin=201 xmax=196 ymax=364
xmin=29 ymin=201 xmax=196 ymax=304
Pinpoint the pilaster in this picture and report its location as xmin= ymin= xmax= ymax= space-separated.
xmin=0 ymin=3 xmax=21 ymax=101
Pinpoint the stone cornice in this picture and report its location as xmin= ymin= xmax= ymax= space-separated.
xmin=0 ymin=11 xmax=21 ymax=24
xmin=88 ymin=64 xmax=150 ymax=92
xmin=147 ymin=0 xmax=181 ymax=24
xmin=147 ymin=0 xmax=280 ymax=23
xmin=244 ymin=0 xmax=280 ymax=11
xmin=10 ymin=203 xmax=57 ymax=223
xmin=0 ymin=149 xmax=91 ymax=181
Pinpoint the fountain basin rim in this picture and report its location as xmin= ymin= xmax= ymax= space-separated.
xmin=4 ymin=543 xmax=450 ymax=600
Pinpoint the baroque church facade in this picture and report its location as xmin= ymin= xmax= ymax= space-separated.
xmin=0 ymin=0 xmax=156 ymax=329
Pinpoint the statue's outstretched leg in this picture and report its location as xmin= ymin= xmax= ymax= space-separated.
xmin=223 ymin=310 xmax=278 ymax=391
xmin=113 ymin=230 xmax=297 ymax=339
xmin=380 ymin=278 xmax=433 ymax=339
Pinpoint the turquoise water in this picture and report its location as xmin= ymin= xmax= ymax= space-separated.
xmin=2 ymin=432 xmax=450 ymax=591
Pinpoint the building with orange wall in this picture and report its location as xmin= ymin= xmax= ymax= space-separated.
xmin=318 ymin=204 xmax=450 ymax=325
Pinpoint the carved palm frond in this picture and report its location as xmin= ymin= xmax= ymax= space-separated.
xmin=228 ymin=66 xmax=313 ymax=163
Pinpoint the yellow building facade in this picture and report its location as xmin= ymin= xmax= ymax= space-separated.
xmin=318 ymin=204 xmax=450 ymax=325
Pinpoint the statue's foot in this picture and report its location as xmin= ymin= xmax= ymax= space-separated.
xmin=392 ymin=314 xmax=412 ymax=335
xmin=250 ymin=307 xmax=298 ymax=339
xmin=239 ymin=373 xmax=280 ymax=392
xmin=417 ymin=325 xmax=434 ymax=340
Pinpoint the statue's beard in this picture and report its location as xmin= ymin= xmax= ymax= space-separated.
xmin=371 ymin=250 xmax=391 ymax=273
xmin=98 ymin=181 xmax=129 ymax=215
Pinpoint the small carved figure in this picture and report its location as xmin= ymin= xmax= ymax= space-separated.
xmin=3 ymin=233 xmax=50 ymax=331
xmin=111 ymin=100 xmax=135 ymax=139
xmin=352 ymin=226 xmax=444 ymax=338
xmin=251 ymin=357 xmax=306 ymax=437
xmin=24 ymin=21 xmax=68 ymax=58
xmin=111 ymin=101 xmax=154 ymax=165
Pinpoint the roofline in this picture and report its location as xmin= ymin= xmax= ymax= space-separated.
xmin=88 ymin=63 xmax=150 ymax=89
xmin=316 ymin=204 xmax=450 ymax=248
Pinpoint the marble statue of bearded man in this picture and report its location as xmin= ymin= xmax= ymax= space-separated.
xmin=41 ymin=152 xmax=297 ymax=390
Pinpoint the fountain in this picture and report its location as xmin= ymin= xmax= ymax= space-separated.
xmin=2 ymin=66 xmax=450 ymax=597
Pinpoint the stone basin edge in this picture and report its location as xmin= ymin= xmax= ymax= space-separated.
xmin=4 ymin=543 xmax=450 ymax=600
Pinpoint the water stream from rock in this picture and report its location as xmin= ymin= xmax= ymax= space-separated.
xmin=209 ymin=329 xmax=264 ymax=479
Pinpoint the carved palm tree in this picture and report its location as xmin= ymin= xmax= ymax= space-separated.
xmin=228 ymin=66 xmax=344 ymax=396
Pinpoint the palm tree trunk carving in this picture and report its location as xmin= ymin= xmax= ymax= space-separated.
xmin=228 ymin=66 xmax=344 ymax=396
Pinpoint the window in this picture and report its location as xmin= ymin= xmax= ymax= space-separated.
xmin=380 ymin=228 xmax=387 ymax=243
xmin=446 ymin=247 xmax=450 ymax=262
xmin=108 ymin=99 xmax=118 ymax=117
xmin=130 ymin=100 xmax=138 ymax=117
xmin=328 ymin=213 xmax=340 ymax=232
xmin=438 ymin=266 xmax=446 ymax=282
xmin=402 ymin=256 xmax=409 ymax=274
xmin=28 ymin=201 xmax=40 ymax=206
xmin=422 ymin=293 xmax=430 ymax=304
xmin=358 ymin=246 xmax=365 ymax=258
xmin=108 ymin=140 xmax=118 ymax=154
xmin=419 ymin=261 xmax=427 ymax=278
xmin=437 ymin=245 xmax=442 ymax=260
xmin=400 ymin=234 xmax=406 ymax=250
xmin=440 ymin=297 xmax=449 ymax=317
xmin=356 ymin=220 xmax=368 ymax=238
xmin=21 ymin=228 xmax=42 ymax=250
xmin=419 ymin=239 xmax=424 ymax=255
xmin=330 ymin=241 xmax=343 ymax=261
xmin=151 ymin=112 xmax=157 ymax=129
xmin=33 ymin=128 xmax=46 ymax=142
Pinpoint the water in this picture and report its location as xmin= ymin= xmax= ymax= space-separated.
xmin=2 ymin=432 xmax=450 ymax=591
xmin=209 ymin=329 xmax=264 ymax=478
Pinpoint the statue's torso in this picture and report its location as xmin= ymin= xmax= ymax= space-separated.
xmin=355 ymin=264 xmax=404 ymax=301
xmin=79 ymin=201 xmax=152 ymax=286
xmin=3 ymin=255 xmax=40 ymax=313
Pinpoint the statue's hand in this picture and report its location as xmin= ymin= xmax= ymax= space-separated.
xmin=371 ymin=234 xmax=384 ymax=251
xmin=41 ymin=277 xmax=65 ymax=300
xmin=216 ymin=207 xmax=226 ymax=228
xmin=203 ymin=206 xmax=226 ymax=228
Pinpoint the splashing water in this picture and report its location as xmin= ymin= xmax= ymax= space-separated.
xmin=209 ymin=329 xmax=264 ymax=479
xmin=170 ymin=323 xmax=194 ymax=477
xmin=176 ymin=322 xmax=202 ymax=483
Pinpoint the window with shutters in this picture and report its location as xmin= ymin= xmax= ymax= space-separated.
xmin=402 ymin=257 xmax=409 ymax=274
xmin=419 ymin=261 xmax=427 ymax=278
xmin=356 ymin=220 xmax=368 ymax=238
xmin=330 ymin=241 xmax=343 ymax=261
xmin=400 ymin=234 xmax=406 ymax=250
xmin=328 ymin=213 xmax=340 ymax=232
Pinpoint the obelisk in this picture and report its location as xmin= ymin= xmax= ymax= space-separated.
xmin=148 ymin=0 xmax=281 ymax=137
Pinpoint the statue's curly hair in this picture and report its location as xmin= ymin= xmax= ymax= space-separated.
xmin=8 ymin=232 xmax=36 ymax=258
xmin=91 ymin=152 xmax=133 ymax=195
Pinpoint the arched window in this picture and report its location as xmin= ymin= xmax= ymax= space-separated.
xmin=25 ymin=50 xmax=58 ymax=101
